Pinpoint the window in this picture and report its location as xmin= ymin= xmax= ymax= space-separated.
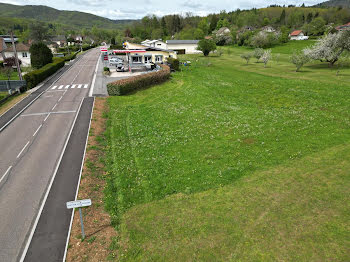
xmin=157 ymin=43 xmax=162 ymax=46
xmin=155 ymin=55 xmax=163 ymax=63
xmin=144 ymin=56 xmax=152 ymax=63
xmin=132 ymin=56 xmax=142 ymax=63
xmin=22 ymin=52 xmax=27 ymax=58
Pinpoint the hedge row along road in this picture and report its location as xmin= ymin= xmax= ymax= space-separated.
xmin=0 ymin=48 xmax=100 ymax=262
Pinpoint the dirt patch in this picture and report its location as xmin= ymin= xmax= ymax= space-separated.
xmin=66 ymin=97 xmax=117 ymax=262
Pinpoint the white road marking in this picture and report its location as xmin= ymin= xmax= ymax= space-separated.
xmin=17 ymin=141 xmax=30 ymax=159
xmin=65 ymin=85 xmax=70 ymax=89
xmin=44 ymin=113 xmax=50 ymax=122
xmin=0 ymin=166 xmax=12 ymax=187
xmin=21 ymin=111 xmax=76 ymax=117
xmin=77 ymin=84 xmax=82 ymax=89
xmin=58 ymin=96 xmax=63 ymax=102
xmin=32 ymin=124 xmax=42 ymax=137
xmin=52 ymin=103 xmax=57 ymax=110
xmin=51 ymin=86 xmax=57 ymax=90
xmin=84 ymin=84 xmax=88 ymax=89
xmin=89 ymin=52 xmax=101 ymax=97
xmin=71 ymin=84 xmax=76 ymax=89
xmin=20 ymin=98 xmax=86 ymax=262
xmin=46 ymin=90 xmax=65 ymax=93
xmin=58 ymin=85 xmax=64 ymax=89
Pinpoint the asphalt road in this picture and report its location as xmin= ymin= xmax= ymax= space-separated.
xmin=0 ymin=48 xmax=100 ymax=262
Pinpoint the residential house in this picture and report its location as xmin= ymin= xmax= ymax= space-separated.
xmin=289 ymin=30 xmax=309 ymax=40
xmin=119 ymin=42 xmax=177 ymax=65
xmin=216 ymin=27 xmax=231 ymax=36
xmin=0 ymin=37 xmax=7 ymax=61
xmin=51 ymin=35 xmax=66 ymax=47
xmin=336 ymin=22 xmax=350 ymax=31
xmin=4 ymin=43 xmax=31 ymax=66
xmin=141 ymin=39 xmax=167 ymax=49
xmin=261 ymin=26 xmax=276 ymax=33
xmin=166 ymin=40 xmax=200 ymax=54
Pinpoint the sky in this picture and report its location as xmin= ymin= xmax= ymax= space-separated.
xmin=1 ymin=0 xmax=326 ymax=19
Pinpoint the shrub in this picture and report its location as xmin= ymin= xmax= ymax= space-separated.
xmin=290 ymin=51 xmax=309 ymax=72
xmin=250 ymin=31 xmax=279 ymax=48
xmin=254 ymin=48 xmax=264 ymax=62
xmin=197 ymin=39 xmax=217 ymax=56
xmin=0 ymin=61 xmax=3 ymax=67
xmin=4 ymin=56 xmax=22 ymax=67
xmin=167 ymin=57 xmax=180 ymax=71
xmin=24 ymin=59 xmax=65 ymax=89
xmin=262 ymin=49 xmax=272 ymax=68
xmin=30 ymin=42 xmax=53 ymax=69
xmin=107 ymin=64 xmax=170 ymax=96
xmin=104 ymin=67 xmax=110 ymax=72
xmin=241 ymin=53 xmax=253 ymax=64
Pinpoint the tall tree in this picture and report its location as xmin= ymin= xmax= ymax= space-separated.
xmin=29 ymin=22 xmax=50 ymax=42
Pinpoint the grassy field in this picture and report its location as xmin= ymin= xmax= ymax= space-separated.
xmin=104 ymin=41 xmax=350 ymax=261
xmin=0 ymin=71 xmax=20 ymax=80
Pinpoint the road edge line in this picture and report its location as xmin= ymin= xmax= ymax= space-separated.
xmin=89 ymin=51 xmax=101 ymax=97
xmin=19 ymin=98 xmax=85 ymax=262
xmin=62 ymin=97 xmax=95 ymax=262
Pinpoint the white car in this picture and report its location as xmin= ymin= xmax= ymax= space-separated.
xmin=109 ymin=58 xmax=123 ymax=65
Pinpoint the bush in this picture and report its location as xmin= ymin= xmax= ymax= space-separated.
xmin=290 ymin=51 xmax=309 ymax=72
xmin=104 ymin=67 xmax=110 ymax=72
xmin=30 ymin=42 xmax=53 ymax=69
xmin=250 ymin=31 xmax=279 ymax=48
xmin=4 ymin=56 xmax=22 ymax=67
xmin=254 ymin=48 xmax=264 ymax=62
xmin=0 ymin=61 xmax=3 ymax=67
xmin=197 ymin=39 xmax=217 ymax=56
xmin=167 ymin=57 xmax=180 ymax=71
xmin=107 ymin=64 xmax=170 ymax=96
xmin=24 ymin=59 xmax=65 ymax=89
xmin=241 ymin=53 xmax=253 ymax=64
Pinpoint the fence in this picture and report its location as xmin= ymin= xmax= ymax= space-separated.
xmin=0 ymin=80 xmax=26 ymax=94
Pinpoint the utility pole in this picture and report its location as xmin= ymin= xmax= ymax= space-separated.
xmin=10 ymin=31 xmax=23 ymax=81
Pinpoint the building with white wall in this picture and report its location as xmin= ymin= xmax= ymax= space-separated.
xmin=165 ymin=40 xmax=200 ymax=54
xmin=289 ymin=30 xmax=309 ymax=40
xmin=3 ymin=43 xmax=31 ymax=66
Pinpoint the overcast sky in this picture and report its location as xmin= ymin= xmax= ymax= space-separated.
xmin=1 ymin=0 xmax=326 ymax=19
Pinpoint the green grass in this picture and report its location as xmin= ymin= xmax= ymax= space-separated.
xmin=0 ymin=92 xmax=8 ymax=100
xmin=0 ymin=71 xmax=20 ymax=80
xmin=104 ymin=44 xmax=350 ymax=260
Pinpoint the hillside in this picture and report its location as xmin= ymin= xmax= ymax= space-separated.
xmin=0 ymin=3 xmax=135 ymax=30
xmin=314 ymin=0 xmax=350 ymax=8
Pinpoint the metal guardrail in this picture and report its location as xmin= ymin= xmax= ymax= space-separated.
xmin=0 ymin=80 xmax=26 ymax=93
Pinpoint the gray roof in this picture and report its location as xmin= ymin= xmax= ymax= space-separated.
xmin=166 ymin=40 xmax=199 ymax=44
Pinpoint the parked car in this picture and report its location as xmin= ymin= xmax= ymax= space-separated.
xmin=116 ymin=63 xmax=125 ymax=72
xmin=109 ymin=57 xmax=123 ymax=65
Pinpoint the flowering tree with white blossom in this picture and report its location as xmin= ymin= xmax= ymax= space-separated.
xmin=303 ymin=31 xmax=350 ymax=67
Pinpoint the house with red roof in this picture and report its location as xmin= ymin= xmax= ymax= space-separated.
xmin=336 ymin=22 xmax=350 ymax=31
xmin=289 ymin=30 xmax=309 ymax=40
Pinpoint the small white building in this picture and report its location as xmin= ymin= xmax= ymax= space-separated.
xmin=141 ymin=39 xmax=168 ymax=50
xmin=165 ymin=40 xmax=200 ymax=54
xmin=261 ymin=26 xmax=276 ymax=33
xmin=4 ymin=43 xmax=31 ymax=66
xmin=289 ymin=30 xmax=309 ymax=40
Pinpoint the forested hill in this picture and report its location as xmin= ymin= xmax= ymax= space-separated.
xmin=0 ymin=2 xmax=134 ymax=30
xmin=314 ymin=0 xmax=350 ymax=8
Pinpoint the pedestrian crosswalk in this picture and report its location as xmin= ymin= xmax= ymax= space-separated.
xmin=51 ymin=84 xmax=89 ymax=90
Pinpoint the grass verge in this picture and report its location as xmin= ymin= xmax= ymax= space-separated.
xmin=66 ymin=98 xmax=118 ymax=262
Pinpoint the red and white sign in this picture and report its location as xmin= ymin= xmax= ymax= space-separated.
xmin=100 ymin=46 xmax=108 ymax=52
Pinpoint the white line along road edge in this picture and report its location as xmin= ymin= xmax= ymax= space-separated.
xmin=89 ymin=51 xmax=101 ymax=97
xmin=62 ymin=97 xmax=95 ymax=262
xmin=19 ymin=98 xmax=85 ymax=262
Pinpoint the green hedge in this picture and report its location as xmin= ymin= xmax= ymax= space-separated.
xmin=107 ymin=64 xmax=171 ymax=96
xmin=24 ymin=59 xmax=65 ymax=89
xmin=167 ymin=57 xmax=180 ymax=71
